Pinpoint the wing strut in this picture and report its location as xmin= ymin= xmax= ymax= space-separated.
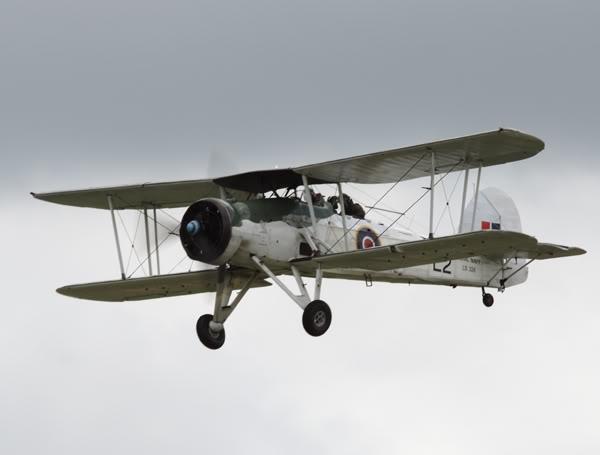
xmin=301 ymin=174 xmax=318 ymax=235
xmin=499 ymin=258 xmax=536 ymax=288
xmin=107 ymin=195 xmax=126 ymax=280
xmin=428 ymin=150 xmax=436 ymax=239
xmin=251 ymin=256 xmax=311 ymax=309
xmin=336 ymin=182 xmax=349 ymax=251
xmin=143 ymin=208 xmax=153 ymax=276
xmin=458 ymin=164 xmax=470 ymax=233
xmin=485 ymin=257 xmax=512 ymax=286
xmin=470 ymin=162 xmax=483 ymax=231
xmin=153 ymin=206 xmax=161 ymax=275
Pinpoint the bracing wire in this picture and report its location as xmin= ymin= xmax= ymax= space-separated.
xmin=127 ymin=224 xmax=181 ymax=278
xmin=123 ymin=214 xmax=136 ymax=272
xmin=376 ymin=160 xmax=463 ymax=240
xmin=116 ymin=210 xmax=147 ymax=276
xmin=168 ymin=254 xmax=192 ymax=275
xmin=112 ymin=194 xmax=181 ymax=234
xmin=107 ymin=193 xmax=182 ymax=278
xmin=316 ymin=182 xmax=397 ymax=227
xmin=121 ymin=211 xmax=139 ymax=272
xmin=158 ymin=208 xmax=182 ymax=230
xmin=434 ymin=170 xmax=462 ymax=234
xmin=325 ymin=153 xmax=428 ymax=253
xmin=346 ymin=182 xmax=403 ymax=216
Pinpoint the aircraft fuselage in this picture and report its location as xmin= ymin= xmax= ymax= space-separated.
xmin=212 ymin=198 xmax=528 ymax=290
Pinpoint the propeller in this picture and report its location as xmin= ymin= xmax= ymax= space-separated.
xmin=129 ymin=149 xmax=239 ymax=280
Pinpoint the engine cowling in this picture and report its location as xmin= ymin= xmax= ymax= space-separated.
xmin=180 ymin=198 xmax=241 ymax=265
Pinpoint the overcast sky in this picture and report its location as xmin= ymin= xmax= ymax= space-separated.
xmin=1 ymin=1 xmax=599 ymax=454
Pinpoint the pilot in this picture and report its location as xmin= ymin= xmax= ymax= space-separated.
xmin=326 ymin=193 xmax=365 ymax=219
xmin=326 ymin=195 xmax=339 ymax=211
xmin=350 ymin=202 xmax=365 ymax=219
xmin=310 ymin=189 xmax=325 ymax=206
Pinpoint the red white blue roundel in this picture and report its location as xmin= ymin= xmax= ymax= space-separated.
xmin=356 ymin=227 xmax=381 ymax=250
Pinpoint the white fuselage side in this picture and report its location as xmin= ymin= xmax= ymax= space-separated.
xmin=228 ymin=213 xmax=528 ymax=290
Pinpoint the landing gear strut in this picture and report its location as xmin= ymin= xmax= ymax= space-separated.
xmin=252 ymin=256 xmax=332 ymax=337
xmin=482 ymin=287 xmax=494 ymax=307
xmin=196 ymin=266 xmax=258 ymax=350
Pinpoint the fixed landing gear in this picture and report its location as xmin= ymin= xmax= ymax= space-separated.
xmin=196 ymin=258 xmax=332 ymax=350
xmin=252 ymin=256 xmax=332 ymax=339
xmin=302 ymin=300 xmax=332 ymax=336
xmin=482 ymin=287 xmax=494 ymax=307
xmin=196 ymin=314 xmax=226 ymax=350
xmin=195 ymin=267 xmax=259 ymax=350
xmin=482 ymin=293 xmax=494 ymax=307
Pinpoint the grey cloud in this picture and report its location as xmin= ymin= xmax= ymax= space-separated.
xmin=1 ymin=0 xmax=599 ymax=187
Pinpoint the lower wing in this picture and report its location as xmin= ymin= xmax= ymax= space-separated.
xmin=291 ymin=231 xmax=585 ymax=272
xmin=57 ymin=268 xmax=270 ymax=302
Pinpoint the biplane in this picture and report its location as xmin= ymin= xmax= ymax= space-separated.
xmin=32 ymin=128 xmax=585 ymax=349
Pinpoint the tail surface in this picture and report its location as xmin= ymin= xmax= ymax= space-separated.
xmin=460 ymin=187 xmax=527 ymax=287
xmin=460 ymin=187 xmax=522 ymax=234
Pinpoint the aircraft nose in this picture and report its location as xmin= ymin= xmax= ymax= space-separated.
xmin=186 ymin=220 xmax=202 ymax=236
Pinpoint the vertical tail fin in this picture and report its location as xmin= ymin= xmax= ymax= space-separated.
xmin=460 ymin=187 xmax=522 ymax=234
xmin=460 ymin=187 xmax=528 ymax=288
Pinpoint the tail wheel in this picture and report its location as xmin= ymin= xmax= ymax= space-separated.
xmin=482 ymin=293 xmax=494 ymax=307
xmin=302 ymin=300 xmax=332 ymax=337
xmin=196 ymin=314 xmax=226 ymax=349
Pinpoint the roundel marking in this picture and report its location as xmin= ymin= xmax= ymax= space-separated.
xmin=356 ymin=227 xmax=381 ymax=250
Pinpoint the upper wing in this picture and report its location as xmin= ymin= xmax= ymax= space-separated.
xmin=57 ymin=269 xmax=270 ymax=302
xmin=291 ymin=231 xmax=585 ymax=272
xmin=217 ymin=129 xmax=544 ymax=191
xmin=32 ymin=129 xmax=543 ymax=209
xmin=31 ymin=179 xmax=250 ymax=210
xmin=294 ymin=128 xmax=543 ymax=185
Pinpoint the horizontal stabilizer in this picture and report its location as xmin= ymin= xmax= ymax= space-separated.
xmin=57 ymin=269 xmax=270 ymax=302
xmin=517 ymin=242 xmax=586 ymax=260
xmin=291 ymin=231 xmax=585 ymax=272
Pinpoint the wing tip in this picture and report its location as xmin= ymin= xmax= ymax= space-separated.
xmin=56 ymin=285 xmax=123 ymax=302
xmin=56 ymin=286 xmax=73 ymax=300
xmin=30 ymin=191 xmax=56 ymax=204
xmin=498 ymin=127 xmax=545 ymax=152
xmin=56 ymin=286 xmax=75 ymax=298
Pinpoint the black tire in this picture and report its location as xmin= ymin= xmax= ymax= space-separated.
xmin=196 ymin=314 xmax=226 ymax=349
xmin=302 ymin=300 xmax=332 ymax=337
xmin=483 ymin=293 xmax=494 ymax=307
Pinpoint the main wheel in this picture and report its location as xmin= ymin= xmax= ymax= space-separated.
xmin=302 ymin=300 xmax=332 ymax=337
xmin=482 ymin=293 xmax=494 ymax=307
xmin=196 ymin=314 xmax=226 ymax=349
